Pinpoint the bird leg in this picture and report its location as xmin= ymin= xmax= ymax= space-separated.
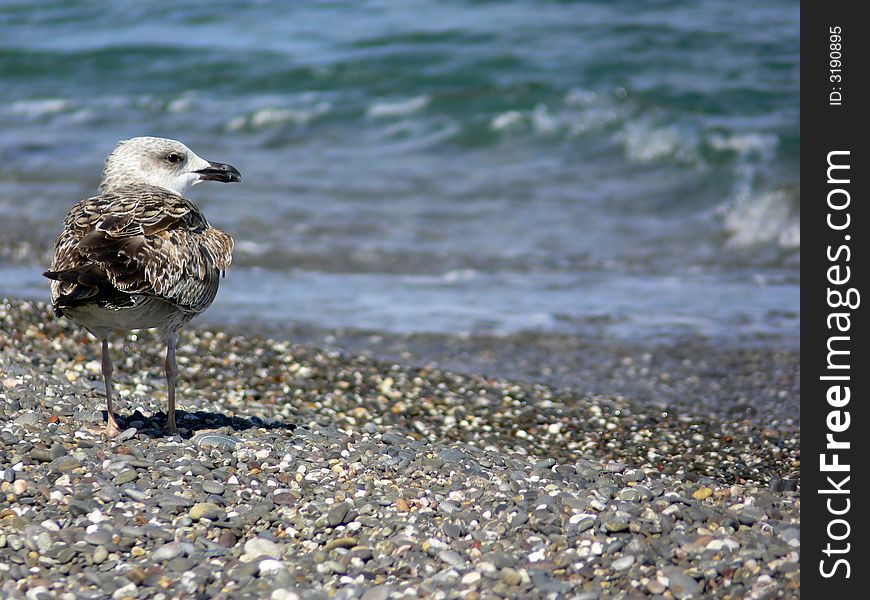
xmin=164 ymin=333 xmax=178 ymax=435
xmin=101 ymin=338 xmax=122 ymax=437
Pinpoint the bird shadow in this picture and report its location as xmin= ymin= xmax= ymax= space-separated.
xmin=105 ymin=408 xmax=296 ymax=440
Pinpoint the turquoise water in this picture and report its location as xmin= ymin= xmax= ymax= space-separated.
xmin=0 ymin=0 xmax=799 ymax=344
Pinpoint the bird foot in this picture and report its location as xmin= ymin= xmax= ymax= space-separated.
xmin=163 ymin=415 xmax=178 ymax=436
xmin=102 ymin=420 xmax=123 ymax=438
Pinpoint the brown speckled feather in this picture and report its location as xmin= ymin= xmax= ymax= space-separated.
xmin=46 ymin=183 xmax=233 ymax=319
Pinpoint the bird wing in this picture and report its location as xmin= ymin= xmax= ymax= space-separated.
xmin=45 ymin=184 xmax=233 ymax=313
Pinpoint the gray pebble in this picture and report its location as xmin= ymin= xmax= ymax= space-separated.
xmin=664 ymin=567 xmax=702 ymax=599
xmin=360 ymin=586 xmax=393 ymax=600
xmin=83 ymin=529 xmax=112 ymax=545
xmin=326 ymin=502 xmax=351 ymax=527
xmin=202 ymin=480 xmax=225 ymax=495
xmin=193 ymin=433 xmax=239 ymax=449
xmin=244 ymin=537 xmax=283 ymax=559
xmin=152 ymin=542 xmax=183 ymax=562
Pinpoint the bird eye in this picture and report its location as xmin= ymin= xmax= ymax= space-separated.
xmin=166 ymin=152 xmax=183 ymax=164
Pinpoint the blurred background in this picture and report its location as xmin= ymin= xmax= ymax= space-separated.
xmin=0 ymin=1 xmax=799 ymax=367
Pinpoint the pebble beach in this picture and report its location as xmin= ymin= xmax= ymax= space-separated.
xmin=0 ymin=298 xmax=800 ymax=599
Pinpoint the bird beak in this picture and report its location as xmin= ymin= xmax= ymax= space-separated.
xmin=195 ymin=161 xmax=242 ymax=183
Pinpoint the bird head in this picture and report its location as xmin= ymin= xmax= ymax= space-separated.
xmin=100 ymin=136 xmax=241 ymax=195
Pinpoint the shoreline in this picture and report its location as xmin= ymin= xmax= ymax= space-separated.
xmin=211 ymin=318 xmax=800 ymax=427
xmin=0 ymin=297 xmax=799 ymax=598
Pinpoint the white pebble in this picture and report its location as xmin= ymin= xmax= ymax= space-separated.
xmin=258 ymin=559 xmax=285 ymax=575
xmin=87 ymin=510 xmax=108 ymax=524
xmin=706 ymin=538 xmax=740 ymax=552
xmin=461 ymin=571 xmax=482 ymax=585
xmin=26 ymin=587 xmax=50 ymax=600
xmin=244 ymin=538 xmax=283 ymax=559
xmin=40 ymin=519 xmax=60 ymax=532
xmin=111 ymin=582 xmax=137 ymax=599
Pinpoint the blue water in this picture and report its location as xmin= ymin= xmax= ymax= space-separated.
xmin=0 ymin=0 xmax=799 ymax=345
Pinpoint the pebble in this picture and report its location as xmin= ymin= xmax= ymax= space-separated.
xmin=243 ymin=538 xmax=283 ymax=560
xmin=0 ymin=299 xmax=801 ymax=599
xmin=112 ymin=582 xmax=137 ymax=600
xmin=192 ymin=433 xmax=239 ymax=450
xmin=664 ymin=567 xmax=702 ymax=599
xmin=326 ymin=502 xmax=351 ymax=526
xmin=202 ymin=480 xmax=225 ymax=495
xmin=114 ymin=470 xmax=138 ymax=485
xmin=461 ymin=571 xmax=482 ymax=585
xmin=500 ymin=567 xmax=522 ymax=586
xmin=258 ymin=559 xmax=285 ymax=575
xmin=438 ymin=549 xmax=466 ymax=567
xmin=152 ymin=542 xmax=184 ymax=562
xmin=360 ymin=586 xmax=393 ymax=600
xmin=189 ymin=502 xmax=224 ymax=521
xmin=116 ymin=428 xmax=138 ymax=442
xmin=83 ymin=529 xmax=112 ymax=545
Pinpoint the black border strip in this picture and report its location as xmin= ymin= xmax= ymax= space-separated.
xmin=803 ymin=2 xmax=868 ymax=595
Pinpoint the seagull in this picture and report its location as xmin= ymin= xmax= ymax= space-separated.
xmin=43 ymin=137 xmax=241 ymax=436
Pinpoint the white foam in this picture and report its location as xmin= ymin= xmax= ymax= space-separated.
xmin=566 ymin=107 xmax=621 ymax=137
xmin=490 ymin=110 xmax=524 ymax=131
xmin=531 ymin=104 xmax=558 ymax=134
xmin=564 ymin=88 xmax=597 ymax=106
xmin=168 ymin=97 xmax=194 ymax=113
xmin=442 ymin=269 xmax=477 ymax=283
xmin=723 ymin=189 xmax=799 ymax=249
xmin=366 ymin=96 xmax=429 ymax=118
xmin=234 ymin=240 xmax=267 ymax=255
xmin=708 ymin=132 xmax=778 ymax=157
xmin=9 ymin=98 xmax=70 ymax=117
xmin=619 ymin=119 xmax=700 ymax=164
xmin=228 ymin=102 xmax=332 ymax=131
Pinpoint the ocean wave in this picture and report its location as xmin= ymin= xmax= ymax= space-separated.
xmin=366 ymin=96 xmax=430 ymax=119
xmin=490 ymin=94 xmax=625 ymax=139
xmin=617 ymin=119 xmax=701 ymax=165
xmin=226 ymin=102 xmax=333 ymax=131
xmin=7 ymin=98 xmax=71 ymax=118
xmin=723 ymin=188 xmax=799 ymax=249
xmin=707 ymin=132 xmax=779 ymax=158
xmin=490 ymin=110 xmax=524 ymax=131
